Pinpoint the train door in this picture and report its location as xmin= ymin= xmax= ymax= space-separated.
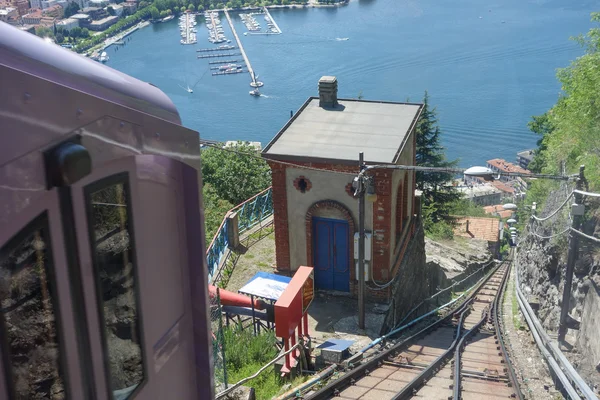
xmin=69 ymin=154 xmax=202 ymax=400
xmin=0 ymin=170 xmax=88 ymax=399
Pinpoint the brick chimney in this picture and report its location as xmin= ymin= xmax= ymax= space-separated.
xmin=318 ymin=76 xmax=338 ymax=108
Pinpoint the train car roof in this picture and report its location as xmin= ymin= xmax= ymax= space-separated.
xmin=0 ymin=23 xmax=181 ymax=124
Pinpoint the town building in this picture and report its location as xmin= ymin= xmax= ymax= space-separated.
xmin=84 ymin=14 xmax=117 ymax=30
xmin=81 ymin=6 xmax=106 ymax=19
xmin=453 ymin=217 xmax=501 ymax=255
xmin=121 ymin=1 xmax=135 ymax=13
xmin=262 ymin=76 xmax=422 ymax=299
xmin=483 ymin=204 xmax=514 ymax=219
xmin=57 ymin=16 xmax=79 ymax=30
xmin=7 ymin=0 xmax=29 ymax=16
xmin=38 ymin=15 xmax=56 ymax=26
xmin=71 ymin=12 xmax=91 ymax=23
xmin=109 ymin=3 xmax=123 ymax=16
xmin=29 ymin=0 xmax=42 ymax=9
xmin=517 ymin=149 xmax=534 ymax=170
xmin=0 ymin=6 xmax=17 ymax=21
xmin=42 ymin=4 xmax=63 ymax=17
xmin=87 ymin=0 xmax=108 ymax=7
xmin=22 ymin=8 xmax=43 ymax=24
xmin=486 ymin=158 xmax=531 ymax=183
xmin=455 ymin=183 xmax=502 ymax=206
xmin=41 ymin=0 xmax=58 ymax=8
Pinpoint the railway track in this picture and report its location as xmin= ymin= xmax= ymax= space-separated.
xmin=308 ymin=261 xmax=522 ymax=400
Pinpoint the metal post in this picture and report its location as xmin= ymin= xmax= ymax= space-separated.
xmin=216 ymin=288 xmax=228 ymax=388
xmin=558 ymin=165 xmax=585 ymax=343
xmin=358 ymin=152 xmax=366 ymax=329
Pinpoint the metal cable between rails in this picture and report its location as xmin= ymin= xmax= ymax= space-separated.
xmin=574 ymin=189 xmax=600 ymax=198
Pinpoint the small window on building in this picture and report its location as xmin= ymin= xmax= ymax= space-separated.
xmin=293 ymin=176 xmax=312 ymax=193
xmin=0 ymin=213 xmax=66 ymax=399
xmin=86 ymin=175 xmax=145 ymax=399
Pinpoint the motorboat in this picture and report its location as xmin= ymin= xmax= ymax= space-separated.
xmin=249 ymin=89 xmax=260 ymax=96
xmin=99 ymin=51 xmax=109 ymax=63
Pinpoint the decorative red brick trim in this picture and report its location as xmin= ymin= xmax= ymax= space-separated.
xmin=293 ymin=176 xmax=312 ymax=193
xmin=268 ymin=161 xmax=291 ymax=271
xmin=305 ymin=200 xmax=356 ymax=281
xmin=345 ymin=182 xmax=355 ymax=197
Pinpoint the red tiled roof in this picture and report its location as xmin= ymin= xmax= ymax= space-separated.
xmin=487 ymin=158 xmax=531 ymax=175
xmin=490 ymin=180 xmax=515 ymax=194
xmin=454 ymin=217 xmax=500 ymax=243
xmin=24 ymin=8 xmax=42 ymax=17
xmin=483 ymin=205 xmax=513 ymax=219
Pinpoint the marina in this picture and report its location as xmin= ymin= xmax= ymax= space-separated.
xmin=179 ymin=12 xmax=197 ymax=45
xmin=212 ymin=69 xmax=247 ymax=76
xmin=262 ymin=7 xmax=282 ymax=34
xmin=205 ymin=11 xmax=229 ymax=44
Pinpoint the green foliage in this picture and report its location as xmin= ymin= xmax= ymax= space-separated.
xmin=64 ymin=2 xmax=80 ymax=17
xmin=527 ymin=12 xmax=600 ymax=190
xmin=415 ymin=91 xmax=461 ymax=234
xmin=55 ymin=33 xmax=65 ymax=43
xmin=422 ymin=202 xmax=454 ymax=240
xmin=449 ymin=199 xmax=488 ymax=218
xmin=203 ymin=183 xmax=234 ymax=246
xmin=201 ymin=142 xmax=271 ymax=205
xmin=223 ymin=327 xmax=307 ymax=399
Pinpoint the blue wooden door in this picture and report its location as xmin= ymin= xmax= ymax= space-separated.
xmin=313 ymin=217 xmax=350 ymax=292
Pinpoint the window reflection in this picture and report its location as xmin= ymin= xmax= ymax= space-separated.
xmin=87 ymin=179 xmax=144 ymax=398
xmin=0 ymin=215 xmax=65 ymax=400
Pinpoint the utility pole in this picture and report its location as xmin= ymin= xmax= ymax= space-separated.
xmin=558 ymin=165 xmax=585 ymax=343
xmin=358 ymin=152 xmax=366 ymax=329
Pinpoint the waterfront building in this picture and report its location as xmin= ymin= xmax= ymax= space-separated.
xmin=485 ymin=158 xmax=531 ymax=183
xmin=109 ymin=3 xmax=123 ymax=16
xmin=262 ymin=76 xmax=422 ymax=301
xmin=121 ymin=1 xmax=135 ymax=13
xmin=81 ymin=5 xmax=106 ymax=19
xmin=516 ymin=149 xmax=535 ymax=170
xmin=455 ymin=183 xmax=502 ymax=206
xmin=57 ymin=16 xmax=79 ymax=30
xmin=84 ymin=14 xmax=117 ymax=30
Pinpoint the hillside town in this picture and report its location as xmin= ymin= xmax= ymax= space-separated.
xmin=0 ymin=0 xmax=138 ymax=43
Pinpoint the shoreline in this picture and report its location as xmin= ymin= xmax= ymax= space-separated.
xmin=83 ymin=1 xmax=348 ymax=56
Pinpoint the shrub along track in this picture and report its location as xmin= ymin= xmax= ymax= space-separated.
xmin=307 ymin=260 xmax=521 ymax=400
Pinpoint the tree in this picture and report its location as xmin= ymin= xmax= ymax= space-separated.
xmin=188 ymin=3 xmax=195 ymax=10
xmin=81 ymin=27 xmax=90 ymax=38
xmin=55 ymin=33 xmax=65 ymax=43
xmin=150 ymin=6 xmax=160 ymax=19
xmin=203 ymin=184 xmax=234 ymax=246
xmin=64 ymin=2 xmax=80 ymax=17
xmin=415 ymin=91 xmax=461 ymax=228
xmin=201 ymin=142 xmax=271 ymax=205
xmin=70 ymin=26 xmax=82 ymax=37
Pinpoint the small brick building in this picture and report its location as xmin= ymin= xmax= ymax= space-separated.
xmin=262 ymin=77 xmax=423 ymax=299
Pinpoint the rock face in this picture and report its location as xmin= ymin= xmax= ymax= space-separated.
xmin=381 ymin=220 xmax=495 ymax=334
xmin=516 ymin=185 xmax=600 ymax=389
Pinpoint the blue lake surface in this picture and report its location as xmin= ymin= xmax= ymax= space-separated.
xmin=106 ymin=0 xmax=597 ymax=167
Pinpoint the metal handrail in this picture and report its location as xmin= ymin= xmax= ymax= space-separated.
xmin=206 ymin=187 xmax=273 ymax=279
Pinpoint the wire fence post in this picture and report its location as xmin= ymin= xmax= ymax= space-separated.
xmin=211 ymin=287 xmax=228 ymax=389
xmin=558 ymin=165 xmax=585 ymax=343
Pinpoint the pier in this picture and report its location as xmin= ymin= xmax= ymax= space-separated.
xmin=197 ymin=52 xmax=241 ymax=59
xmin=224 ymin=9 xmax=258 ymax=86
xmin=196 ymin=46 xmax=237 ymax=52
xmin=209 ymin=59 xmax=240 ymax=64
xmin=263 ymin=7 xmax=282 ymax=34
xmin=212 ymin=69 xmax=247 ymax=76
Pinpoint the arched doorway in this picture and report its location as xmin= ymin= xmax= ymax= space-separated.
xmin=305 ymin=200 xmax=355 ymax=292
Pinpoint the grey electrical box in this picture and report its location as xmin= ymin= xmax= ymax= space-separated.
xmin=572 ymin=203 xmax=585 ymax=216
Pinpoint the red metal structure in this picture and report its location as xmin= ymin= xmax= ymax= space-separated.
xmin=275 ymin=266 xmax=314 ymax=373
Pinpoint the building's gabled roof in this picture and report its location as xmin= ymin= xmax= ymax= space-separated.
xmin=487 ymin=158 xmax=531 ymax=175
xmin=262 ymin=97 xmax=422 ymax=165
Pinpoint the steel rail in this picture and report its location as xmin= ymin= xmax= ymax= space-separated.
xmin=453 ymin=309 xmax=489 ymax=400
xmin=492 ymin=262 xmax=524 ymax=400
xmin=307 ymin=260 xmax=506 ymax=400
xmin=392 ymin=306 xmax=471 ymax=400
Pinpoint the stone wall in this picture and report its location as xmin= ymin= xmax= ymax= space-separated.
xmin=515 ymin=185 xmax=600 ymax=388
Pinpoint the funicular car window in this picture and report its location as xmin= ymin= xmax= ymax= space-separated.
xmin=85 ymin=175 xmax=145 ymax=399
xmin=0 ymin=213 xmax=66 ymax=400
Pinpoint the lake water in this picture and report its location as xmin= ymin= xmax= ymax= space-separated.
xmin=106 ymin=0 xmax=597 ymax=168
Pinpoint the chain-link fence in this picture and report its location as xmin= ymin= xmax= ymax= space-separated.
xmin=210 ymin=288 xmax=228 ymax=390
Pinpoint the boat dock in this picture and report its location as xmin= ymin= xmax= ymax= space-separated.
xmin=197 ymin=45 xmax=237 ymax=52
xmin=223 ymin=9 xmax=257 ymax=85
xmin=212 ymin=69 xmax=247 ymax=76
xmin=197 ymin=52 xmax=241 ymax=59
xmin=208 ymin=59 xmax=239 ymax=64
xmin=263 ymin=7 xmax=282 ymax=34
